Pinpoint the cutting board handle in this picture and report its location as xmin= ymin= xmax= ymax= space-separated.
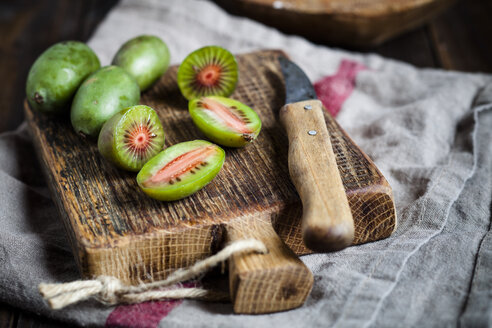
xmin=280 ymin=99 xmax=355 ymax=252
xmin=227 ymin=216 xmax=313 ymax=314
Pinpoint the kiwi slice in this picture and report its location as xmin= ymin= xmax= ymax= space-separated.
xmin=189 ymin=96 xmax=261 ymax=147
xmin=137 ymin=140 xmax=225 ymax=201
xmin=177 ymin=46 xmax=238 ymax=100
xmin=98 ymin=105 xmax=165 ymax=172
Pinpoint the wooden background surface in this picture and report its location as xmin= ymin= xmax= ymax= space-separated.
xmin=1 ymin=0 xmax=491 ymax=326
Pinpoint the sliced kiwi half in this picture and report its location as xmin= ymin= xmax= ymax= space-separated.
xmin=189 ymin=96 xmax=261 ymax=147
xmin=177 ymin=46 xmax=238 ymax=100
xmin=137 ymin=140 xmax=225 ymax=201
xmin=98 ymin=105 xmax=165 ymax=172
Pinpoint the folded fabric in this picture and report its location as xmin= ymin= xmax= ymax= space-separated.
xmin=0 ymin=0 xmax=490 ymax=327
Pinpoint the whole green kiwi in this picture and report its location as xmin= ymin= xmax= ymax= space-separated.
xmin=112 ymin=35 xmax=170 ymax=91
xmin=26 ymin=41 xmax=100 ymax=114
xmin=70 ymin=66 xmax=140 ymax=138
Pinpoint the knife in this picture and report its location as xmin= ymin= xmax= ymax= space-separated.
xmin=279 ymin=56 xmax=354 ymax=252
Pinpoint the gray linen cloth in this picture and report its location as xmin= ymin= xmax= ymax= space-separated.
xmin=0 ymin=0 xmax=491 ymax=326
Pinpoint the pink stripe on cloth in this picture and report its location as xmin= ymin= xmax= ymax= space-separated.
xmin=105 ymin=282 xmax=201 ymax=328
xmin=105 ymin=299 xmax=182 ymax=328
xmin=314 ymin=59 xmax=366 ymax=117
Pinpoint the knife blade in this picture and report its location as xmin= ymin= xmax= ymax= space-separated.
xmin=278 ymin=56 xmax=354 ymax=252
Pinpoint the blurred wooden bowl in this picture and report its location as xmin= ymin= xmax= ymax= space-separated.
xmin=215 ymin=0 xmax=456 ymax=47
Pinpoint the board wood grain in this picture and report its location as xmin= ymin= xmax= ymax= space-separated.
xmin=24 ymin=50 xmax=396 ymax=288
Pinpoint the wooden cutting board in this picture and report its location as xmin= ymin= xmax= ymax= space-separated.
xmin=25 ymin=50 xmax=396 ymax=313
xmin=215 ymin=0 xmax=455 ymax=47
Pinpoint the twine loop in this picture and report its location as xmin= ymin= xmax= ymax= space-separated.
xmin=39 ymin=239 xmax=267 ymax=309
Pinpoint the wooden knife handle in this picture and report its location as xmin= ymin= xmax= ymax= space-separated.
xmin=227 ymin=216 xmax=313 ymax=314
xmin=279 ymin=99 xmax=354 ymax=252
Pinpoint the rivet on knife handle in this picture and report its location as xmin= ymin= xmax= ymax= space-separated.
xmin=280 ymin=99 xmax=354 ymax=252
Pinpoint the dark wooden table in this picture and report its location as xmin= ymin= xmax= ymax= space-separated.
xmin=1 ymin=0 xmax=491 ymax=326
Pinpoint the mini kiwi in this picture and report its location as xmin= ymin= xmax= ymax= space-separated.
xmin=98 ymin=105 xmax=165 ymax=172
xmin=177 ymin=46 xmax=238 ymax=100
xmin=112 ymin=35 xmax=171 ymax=91
xmin=71 ymin=65 xmax=140 ymax=138
xmin=189 ymin=96 xmax=261 ymax=147
xmin=137 ymin=140 xmax=225 ymax=201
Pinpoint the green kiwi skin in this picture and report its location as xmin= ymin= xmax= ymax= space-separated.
xmin=112 ymin=35 xmax=170 ymax=91
xmin=137 ymin=140 xmax=225 ymax=201
xmin=176 ymin=46 xmax=238 ymax=101
xmin=189 ymin=96 xmax=262 ymax=147
xmin=98 ymin=105 xmax=165 ymax=172
xmin=70 ymin=66 xmax=140 ymax=138
xmin=26 ymin=41 xmax=100 ymax=115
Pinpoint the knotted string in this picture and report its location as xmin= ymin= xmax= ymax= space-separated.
xmin=39 ymin=239 xmax=267 ymax=309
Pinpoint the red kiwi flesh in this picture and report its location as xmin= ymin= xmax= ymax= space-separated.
xmin=137 ymin=140 xmax=225 ymax=201
xmin=177 ymin=46 xmax=238 ymax=100
xmin=98 ymin=105 xmax=165 ymax=172
xmin=189 ymin=96 xmax=261 ymax=147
